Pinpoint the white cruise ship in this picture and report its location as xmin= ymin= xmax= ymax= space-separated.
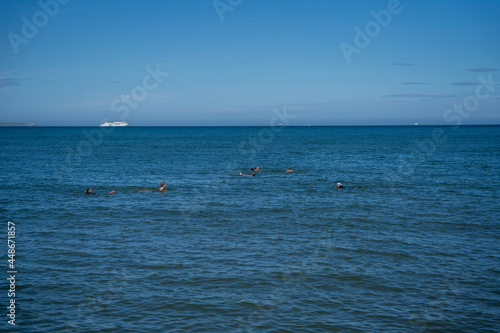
xmin=100 ymin=121 xmax=129 ymax=127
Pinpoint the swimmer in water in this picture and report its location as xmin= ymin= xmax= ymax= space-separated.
xmin=240 ymin=172 xmax=256 ymax=177
xmin=158 ymin=182 xmax=167 ymax=192
xmin=285 ymin=167 xmax=293 ymax=172
xmin=86 ymin=188 xmax=115 ymax=194
xmin=337 ymin=182 xmax=345 ymax=188
xmin=255 ymin=166 xmax=259 ymax=171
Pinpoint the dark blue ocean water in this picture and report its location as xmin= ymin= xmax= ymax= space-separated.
xmin=1 ymin=126 xmax=499 ymax=332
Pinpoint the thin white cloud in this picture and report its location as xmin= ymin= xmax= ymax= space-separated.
xmin=451 ymin=81 xmax=477 ymax=86
xmin=0 ymin=70 xmax=17 ymax=75
xmin=465 ymin=68 xmax=497 ymax=72
xmin=0 ymin=78 xmax=30 ymax=88
xmin=384 ymin=93 xmax=456 ymax=98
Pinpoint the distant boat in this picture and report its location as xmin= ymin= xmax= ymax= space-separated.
xmin=100 ymin=121 xmax=128 ymax=127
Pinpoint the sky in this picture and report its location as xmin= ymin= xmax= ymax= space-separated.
xmin=0 ymin=0 xmax=499 ymax=126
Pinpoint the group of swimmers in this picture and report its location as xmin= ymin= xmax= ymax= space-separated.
xmin=85 ymin=168 xmax=348 ymax=194
xmin=85 ymin=188 xmax=115 ymax=195
xmin=239 ymin=166 xmax=346 ymax=188
xmin=85 ymin=182 xmax=167 ymax=195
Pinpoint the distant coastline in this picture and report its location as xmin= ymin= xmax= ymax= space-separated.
xmin=0 ymin=122 xmax=38 ymax=127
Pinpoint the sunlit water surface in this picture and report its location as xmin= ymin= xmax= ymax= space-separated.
xmin=1 ymin=126 xmax=499 ymax=332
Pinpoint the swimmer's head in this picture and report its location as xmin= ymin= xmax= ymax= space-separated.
xmin=252 ymin=173 xmax=256 ymax=176
xmin=160 ymin=182 xmax=166 ymax=187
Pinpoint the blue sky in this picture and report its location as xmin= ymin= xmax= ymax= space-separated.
xmin=0 ymin=0 xmax=499 ymax=126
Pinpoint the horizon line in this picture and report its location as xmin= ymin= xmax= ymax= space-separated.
xmin=2 ymin=124 xmax=499 ymax=128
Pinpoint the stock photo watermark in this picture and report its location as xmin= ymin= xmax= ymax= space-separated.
xmin=385 ymin=73 xmax=497 ymax=186
xmin=7 ymin=0 xmax=70 ymax=54
xmin=110 ymin=64 xmax=169 ymax=120
xmin=6 ymin=221 xmax=17 ymax=326
xmin=237 ymin=106 xmax=296 ymax=159
xmin=177 ymin=106 xmax=296 ymax=219
xmin=213 ymin=0 xmax=244 ymax=21
xmin=340 ymin=0 xmax=410 ymax=64
xmin=52 ymin=64 xmax=168 ymax=180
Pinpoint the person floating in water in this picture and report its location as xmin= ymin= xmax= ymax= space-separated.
xmin=255 ymin=166 xmax=260 ymax=171
xmin=158 ymin=182 xmax=167 ymax=192
xmin=285 ymin=167 xmax=293 ymax=172
xmin=240 ymin=172 xmax=256 ymax=176
xmin=86 ymin=188 xmax=115 ymax=194
xmin=337 ymin=182 xmax=345 ymax=189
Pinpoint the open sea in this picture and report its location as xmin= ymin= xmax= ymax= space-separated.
xmin=1 ymin=125 xmax=499 ymax=332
